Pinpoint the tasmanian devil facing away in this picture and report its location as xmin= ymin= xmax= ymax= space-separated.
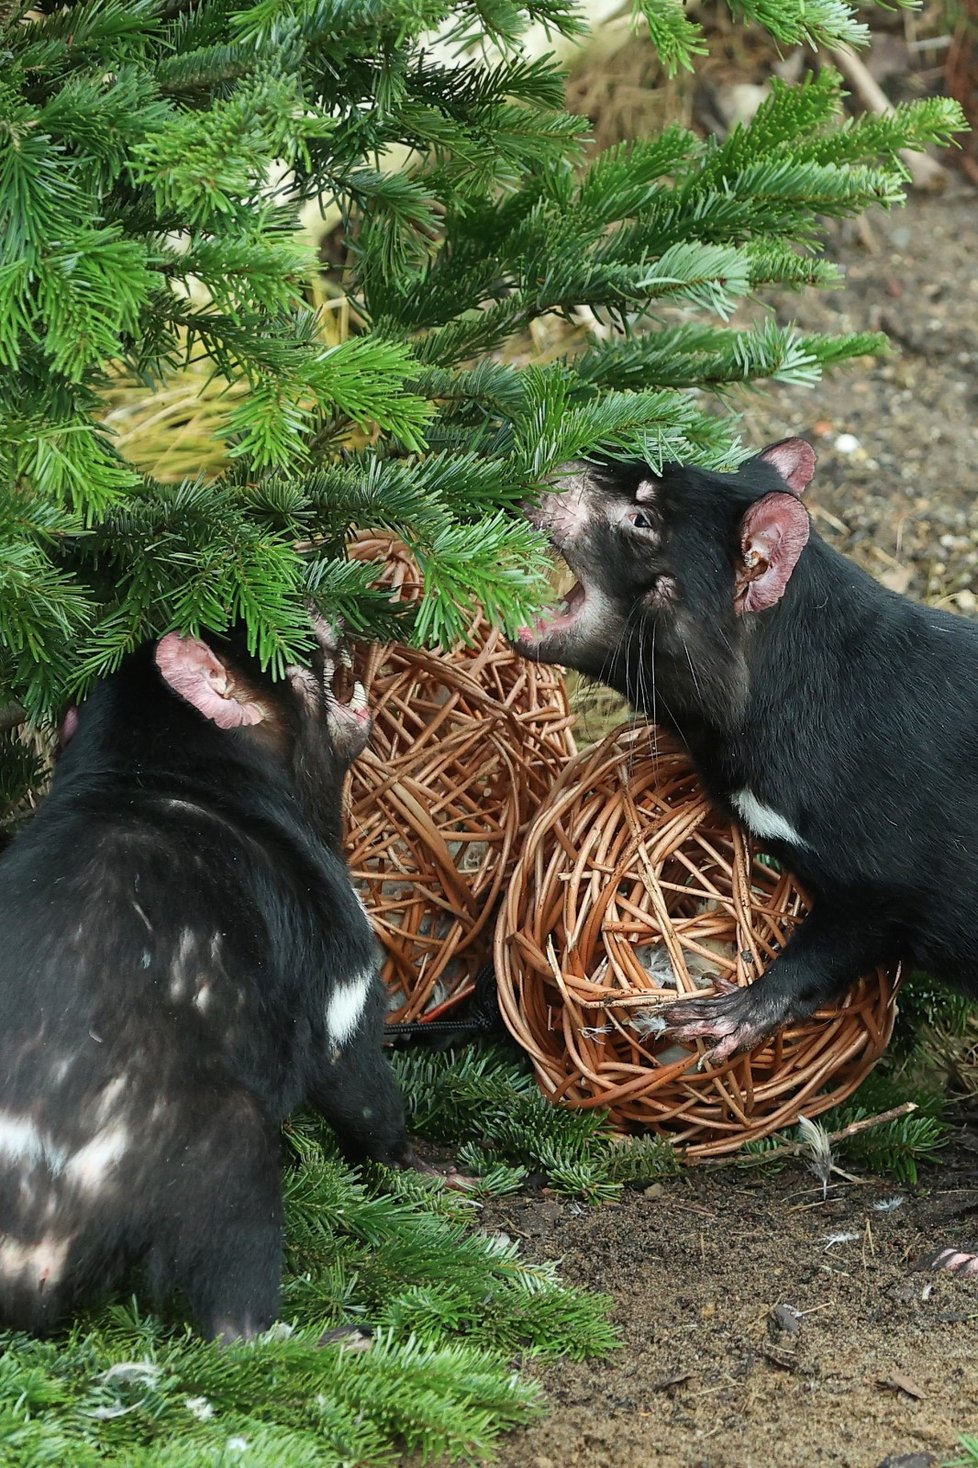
xmin=513 ymin=439 xmax=978 ymax=1066
xmin=0 ymin=618 xmax=416 ymax=1341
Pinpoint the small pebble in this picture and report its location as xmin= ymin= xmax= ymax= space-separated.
xmin=875 ymin=1455 xmax=935 ymax=1468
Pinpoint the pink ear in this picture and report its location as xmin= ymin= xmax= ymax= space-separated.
xmin=59 ymin=705 xmax=79 ymax=747
xmin=758 ymin=438 xmax=816 ymax=495
xmin=154 ymin=633 xmax=265 ymax=729
xmin=735 ymin=494 xmax=809 ymax=615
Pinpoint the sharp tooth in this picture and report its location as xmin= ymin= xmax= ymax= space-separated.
xmin=349 ymin=681 xmax=368 ymax=713
xmin=339 ymin=647 xmax=353 ymax=669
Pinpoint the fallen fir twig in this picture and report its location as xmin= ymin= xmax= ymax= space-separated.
xmin=699 ymin=1101 xmax=919 ymax=1169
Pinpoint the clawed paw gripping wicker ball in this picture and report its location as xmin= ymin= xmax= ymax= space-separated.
xmin=494 ymin=722 xmax=900 ymax=1156
xmin=343 ymin=533 xmax=576 ymax=1022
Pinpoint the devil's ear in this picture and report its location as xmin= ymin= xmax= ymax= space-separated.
xmin=155 ymin=634 xmax=266 ymax=729
xmin=758 ymin=438 xmax=816 ymax=495
xmin=735 ymin=493 xmax=810 ymax=615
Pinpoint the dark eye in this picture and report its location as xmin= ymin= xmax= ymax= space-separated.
xmin=627 ymin=511 xmax=655 ymax=531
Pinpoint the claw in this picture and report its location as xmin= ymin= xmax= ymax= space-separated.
xmin=698 ymin=1037 xmax=741 ymax=1071
xmin=695 ymin=1034 xmax=744 ymax=1071
xmin=648 ymin=979 xmax=783 ymax=1064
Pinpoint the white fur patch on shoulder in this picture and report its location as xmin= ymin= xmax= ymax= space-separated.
xmin=327 ymin=970 xmax=373 ymax=1047
xmin=732 ymin=789 xmax=809 ymax=849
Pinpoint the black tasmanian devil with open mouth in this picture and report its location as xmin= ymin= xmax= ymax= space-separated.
xmin=512 ymin=438 xmax=978 ymax=1074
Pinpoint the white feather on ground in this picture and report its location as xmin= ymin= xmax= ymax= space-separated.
xmin=797 ymin=1114 xmax=835 ymax=1198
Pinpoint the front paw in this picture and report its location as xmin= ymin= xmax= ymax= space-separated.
xmin=411 ymin=1158 xmax=479 ymax=1192
xmin=395 ymin=1147 xmax=478 ymax=1192
xmin=651 ymin=978 xmax=786 ymax=1068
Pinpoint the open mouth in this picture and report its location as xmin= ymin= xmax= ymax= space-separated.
xmin=517 ymin=574 xmax=589 ymax=646
xmin=328 ymin=646 xmax=370 ymax=725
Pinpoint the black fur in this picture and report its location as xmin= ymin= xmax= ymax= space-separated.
xmin=514 ymin=445 xmax=978 ymax=1062
xmin=0 ymin=630 xmax=410 ymax=1340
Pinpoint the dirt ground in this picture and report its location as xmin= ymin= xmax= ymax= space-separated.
xmin=485 ymin=1135 xmax=978 ymax=1468
xmin=486 ymin=184 xmax=978 ymax=1467
xmin=738 ymin=185 xmax=978 ymax=609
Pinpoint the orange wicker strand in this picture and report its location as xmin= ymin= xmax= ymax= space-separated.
xmin=344 ymin=531 xmax=576 ymax=1021
xmin=494 ymin=721 xmax=900 ymax=1156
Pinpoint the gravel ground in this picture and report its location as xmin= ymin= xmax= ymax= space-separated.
xmin=738 ymin=186 xmax=978 ymax=615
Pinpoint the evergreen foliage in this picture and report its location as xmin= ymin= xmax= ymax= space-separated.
xmin=397 ymin=1042 xmax=952 ymax=1189
xmin=887 ymin=969 xmax=976 ymax=1063
xmin=394 ymin=1044 xmax=680 ymax=1199
xmin=0 ymin=1322 xmax=540 ymax=1466
xmin=0 ymin=0 xmax=966 ymax=807
xmin=0 ymin=1048 xmax=956 ymax=1461
xmin=0 ymin=0 xmax=970 ymax=1454
xmin=0 ymin=1116 xmax=616 ymax=1465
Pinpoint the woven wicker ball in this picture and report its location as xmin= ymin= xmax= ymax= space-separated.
xmin=346 ymin=531 xmax=576 ymax=800
xmin=344 ymin=532 xmax=576 ymax=1022
xmin=494 ymin=722 xmax=900 ymax=1156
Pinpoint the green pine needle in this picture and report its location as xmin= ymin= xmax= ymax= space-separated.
xmin=0 ymin=1116 xmax=617 ymax=1465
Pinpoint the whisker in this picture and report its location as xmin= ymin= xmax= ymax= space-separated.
xmin=681 ymin=636 xmax=703 ymax=702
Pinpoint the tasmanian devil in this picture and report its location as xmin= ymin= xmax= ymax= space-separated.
xmin=513 ymin=438 xmax=978 ymax=1074
xmin=0 ymin=617 xmax=421 ymax=1341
